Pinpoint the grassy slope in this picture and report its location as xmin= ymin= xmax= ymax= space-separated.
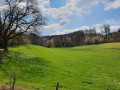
xmin=0 ymin=42 xmax=120 ymax=90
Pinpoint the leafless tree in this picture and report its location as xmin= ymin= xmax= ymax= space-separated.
xmin=0 ymin=0 xmax=46 ymax=52
xmin=101 ymin=25 xmax=110 ymax=38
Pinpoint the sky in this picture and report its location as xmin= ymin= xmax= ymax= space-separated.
xmin=38 ymin=0 xmax=120 ymax=36
xmin=0 ymin=0 xmax=120 ymax=36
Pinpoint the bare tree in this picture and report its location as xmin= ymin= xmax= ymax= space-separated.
xmin=101 ymin=25 xmax=110 ymax=38
xmin=0 ymin=0 xmax=46 ymax=52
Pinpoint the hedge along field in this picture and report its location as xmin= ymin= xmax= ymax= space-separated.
xmin=0 ymin=42 xmax=120 ymax=90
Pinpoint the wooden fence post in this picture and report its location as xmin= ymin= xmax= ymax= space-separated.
xmin=56 ymin=82 xmax=59 ymax=90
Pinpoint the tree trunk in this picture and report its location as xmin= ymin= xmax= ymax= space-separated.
xmin=3 ymin=39 xmax=8 ymax=53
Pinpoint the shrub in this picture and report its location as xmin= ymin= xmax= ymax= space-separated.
xmin=45 ymin=40 xmax=55 ymax=48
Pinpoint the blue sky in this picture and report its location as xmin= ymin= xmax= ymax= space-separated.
xmin=38 ymin=0 xmax=120 ymax=36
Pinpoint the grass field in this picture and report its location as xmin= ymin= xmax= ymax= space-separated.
xmin=0 ymin=42 xmax=120 ymax=90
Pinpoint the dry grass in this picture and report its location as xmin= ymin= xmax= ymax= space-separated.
xmin=0 ymin=85 xmax=23 ymax=90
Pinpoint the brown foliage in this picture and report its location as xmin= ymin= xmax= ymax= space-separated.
xmin=45 ymin=40 xmax=55 ymax=48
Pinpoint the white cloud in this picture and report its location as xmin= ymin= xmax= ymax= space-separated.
xmin=38 ymin=0 xmax=50 ymax=7
xmin=59 ymin=26 xmax=91 ymax=34
xmin=38 ymin=0 xmax=99 ymax=19
xmin=42 ymin=23 xmax=120 ymax=35
xmin=94 ymin=24 xmax=103 ymax=28
xmin=38 ymin=0 xmax=73 ymax=19
xmin=42 ymin=18 xmax=70 ymax=35
xmin=1 ymin=0 xmax=120 ymax=18
xmin=0 ymin=6 xmax=6 ymax=11
xmin=94 ymin=23 xmax=120 ymax=33
xmin=37 ymin=0 xmax=120 ymax=20
xmin=94 ymin=24 xmax=103 ymax=33
xmin=42 ymin=6 xmax=73 ymax=19
xmin=0 ymin=0 xmax=8 ymax=11
xmin=43 ymin=25 xmax=91 ymax=35
xmin=61 ymin=25 xmax=120 ymax=34
xmin=60 ymin=19 xmax=70 ymax=27
xmin=103 ymin=0 xmax=120 ymax=10
xmin=42 ymin=24 xmax=60 ymax=35
xmin=43 ymin=24 xmax=60 ymax=32
xmin=110 ymin=26 xmax=120 ymax=32
xmin=105 ymin=19 xmax=120 ymax=25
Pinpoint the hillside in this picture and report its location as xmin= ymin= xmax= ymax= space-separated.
xmin=0 ymin=42 xmax=120 ymax=90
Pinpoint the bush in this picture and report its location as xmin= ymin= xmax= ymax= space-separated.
xmin=45 ymin=40 xmax=55 ymax=48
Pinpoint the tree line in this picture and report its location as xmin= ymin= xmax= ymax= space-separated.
xmin=1 ymin=24 xmax=120 ymax=49
xmin=44 ymin=25 xmax=120 ymax=47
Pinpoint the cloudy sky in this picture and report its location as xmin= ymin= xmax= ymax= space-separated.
xmin=32 ymin=0 xmax=120 ymax=35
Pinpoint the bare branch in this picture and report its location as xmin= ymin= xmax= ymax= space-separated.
xmin=0 ymin=0 xmax=46 ymax=52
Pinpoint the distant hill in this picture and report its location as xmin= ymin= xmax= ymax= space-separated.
xmin=43 ymin=30 xmax=84 ymax=40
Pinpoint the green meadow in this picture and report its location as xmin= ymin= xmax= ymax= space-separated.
xmin=0 ymin=42 xmax=120 ymax=90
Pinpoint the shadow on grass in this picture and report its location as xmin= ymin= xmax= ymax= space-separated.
xmin=0 ymin=50 xmax=5 ymax=64
xmin=0 ymin=51 xmax=50 ymax=82
xmin=66 ymin=48 xmax=94 ymax=52
xmin=105 ymin=48 xmax=120 ymax=51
